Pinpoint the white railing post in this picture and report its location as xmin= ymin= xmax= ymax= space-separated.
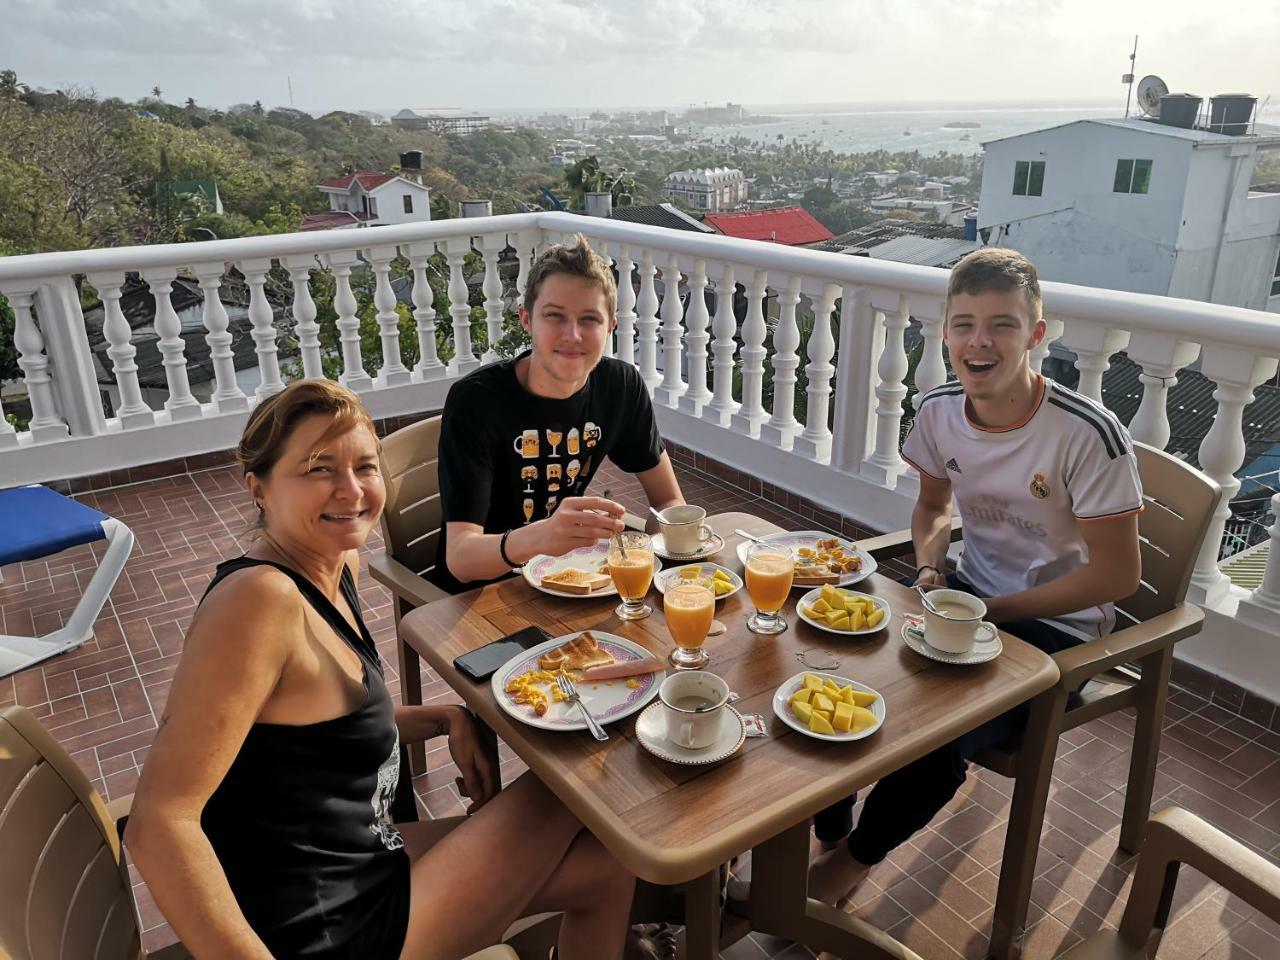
xmin=6 ymin=288 xmax=69 ymax=442
xmin=1189 ymin=345 xmax=1280 ymax=606
xmin=794 ymin=281 xmax=840 ymax=463
xmin=861 ymin=294 xmax=910 ymax=487
xmin=515 ymin=229 xmax=537 ymax=300
xmin=1236 ymin=493 xmax=1280 ymax=631
xmin=595 ymin=240 xmax=614 ymax=358
xmin=706 ymin=263 xmax=739 ymax=428
xmin=239 ymin=258 xmax=287 ymax=400
xmin=1124 ymin=331 xmax=1200 ymax=449
xmin=760 ymin=273 xmax=803 ymax=450
xmin=140 ymin=268 xmax=202 ymax=420
xmin=365 ymin=245 xmax=411 ymax=388
xmin=635 ymin=248 xmax=661 ymax=392
xmin=322 ymin=250 xmax=373 ymax=391
xmin=32 ymin=278 xmax=107 ymax=437
xmin=655 ymin=252 xmax=686 ymax=408
xmin=84 ymin=272 xmax=155 ymax=428
xmin=1058 ymin=320 xmax=1130 ymax=403
xmin=404 ymin=242 xmax=446 ymax=382
xmin=1030 ymin=315 xmax=1065 ymax=375
xmin=678 ymin=258 xmax=712 ymax=418
xmin=614 ymin=244 xmax=637 ymax=365
xmin=831 ymin=286 xmax=877 ymax=474
xmin=191 ymin=263 xmax=249 ymax=411
xmin=444 ymin=236 xmax=480 ymax=376
xmin=480 ymin=232 xmax=505 ymax=363
xmin=283 ymin=255 xmax=324 ymax=380
xmin=730 ymin=268 xmax=769 ymax=438
xmin=911 ymin=298 xmax=949 ymax=410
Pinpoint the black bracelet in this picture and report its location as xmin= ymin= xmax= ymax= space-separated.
xmin=499 ymin=528 xmax=517 ymax=568
xmin=915 ymin=564 xmax=941 ymax=579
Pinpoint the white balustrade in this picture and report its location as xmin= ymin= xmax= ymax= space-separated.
xmin=794 ymin=282 xmax=840 ymax=462
xmin=1030 ymin=314 xmax=1065 ymax=373
xmin=404 ymin=242 xmax=446 ymax=382
xmin=655 ymin=252 xmax=686 ymax=408
xmin=140 ymin=268 xmax=202 ymax=420
xmin=479 ymin=234 xmax=505 ymax=363
xmin=1124 ymin=331 xmax=1200 ymax=448
xmin=85 ymin=272 xmax=155 ymax=428
xmin=365 ymin=245 xmax=411 ymax=388
xmin=678 ymin=258 xmax=712 ymax=418
xmin=444 ymin=237 xmax=480 ymax=376
xmin=730 ymin=269 xmax=769 ymax=437
xmin=0 ymin=390 xmax=14 ymax=448
xmin=5 ymin=289 xmax=68 ymax=442
xmin=760 ymin=273 xmax=803 ymax=450
xmin=614 ymin=244 xmax=637 ymax=364
xmin=283 ymin=255 xmax=324 ymax=380
xmin=190 ymin=263 xmax=249 ymax=411
xmin=861 ymin=294 xmax=910 ymax=487
xmin=323 ymin=250 xmax=373 ymax=391
xmin=634 ymin=249 xmax=660 ymax=392
xmin=239 ymin=258 xmax=287 ymax=400
xmin=1236 ymin=494 xmax=1280 ymax=630
xmin=1058 ymin=320 xmax=1130 ymax=403
xmin=911 ymin=299 xmax=948 ymax=409
xmin=595 ymin=241 xmax=614 ymax=359
xmin=706 ymin=263 xmax=739 ymax=428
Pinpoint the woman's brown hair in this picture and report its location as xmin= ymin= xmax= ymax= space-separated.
xmin=236 ymin=379 xmax=378 ymax=481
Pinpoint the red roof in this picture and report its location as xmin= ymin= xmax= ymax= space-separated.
xmin=702 ymin=206 xmax=834 ymax=246
xmin=299 ymin=211 xmax=375 ymax=231
xmin=317 ymin=171 xmax=398 ymax=191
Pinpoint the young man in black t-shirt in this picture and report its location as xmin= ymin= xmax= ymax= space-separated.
xmin=432 ymin=234 xmax=687 ymax=594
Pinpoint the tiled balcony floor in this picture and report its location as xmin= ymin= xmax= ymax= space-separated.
xmin=2 ymin=460 xmax=1279 ymax=960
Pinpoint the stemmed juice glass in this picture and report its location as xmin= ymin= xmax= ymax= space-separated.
xmin=744 ymin=542 xmax=794 ymax=635
xmin=607 ymin=532 xmax=655 ymax=620
xmin=664 ymin=577 xmax=715 ymax=669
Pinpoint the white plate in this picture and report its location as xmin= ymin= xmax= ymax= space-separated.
xmin=492 ymin=632 xmax=664 ymax=731
xmin=901 ymin=622 xmax=1002 ymax=665
xmin=634 ymin=702 xmax=746 ymax=765
xmin=653 ymin=563 xmax=743 ymax=601
xmin=652 ymin=532 xmax=726 ymax=561
xmin=522 ymin=543 xmax=663 ymax=599
xmin=796 ymin=587 xmax=890 ymax=636
xmin=771 ymin=671 xmax=886 ymax=742
xmin=735 ymin=530 xmax=877 ymax=588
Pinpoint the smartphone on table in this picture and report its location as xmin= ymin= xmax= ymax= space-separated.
xmin=453 ymin=625 xmax=553 ymax=682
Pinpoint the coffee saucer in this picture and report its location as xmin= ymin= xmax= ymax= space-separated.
xmin=651 ymin=532 xmax=726 ymax=561
xmin=634 ymin=702 xmax=746 ymax=765
xmin=901 ymin=622 xmax=1002 ymax=665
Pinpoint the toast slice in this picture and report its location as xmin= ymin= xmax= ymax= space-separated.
xmin=793 ymin=562 xmax=842 ymax=585
xmin=538 ymin=630 xmax=616 ymax=671
xmin=541 ymin=567 xmax=612 ymax=595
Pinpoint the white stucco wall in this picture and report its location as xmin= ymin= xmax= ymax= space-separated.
xmin=369 ymin=182 xmax=431 ymax=225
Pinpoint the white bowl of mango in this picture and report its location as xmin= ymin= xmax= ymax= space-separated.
xmin=797 ymin=585 xmax=889 ymax=635
xmin=773 ymin=672 xmax=885 ymax=742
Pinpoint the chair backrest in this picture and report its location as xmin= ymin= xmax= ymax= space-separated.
xmin=1114 ymin=442 xmax=1221 ymax=629
xmin=379 ymin=415 xmax=444 ymax=579
xmin=0 ymin=705 xmax=142 ymax=960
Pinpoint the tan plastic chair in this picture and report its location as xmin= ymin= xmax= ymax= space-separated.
xmin=863 ymin=442 xmax=1221 ymax=960
xmin=1056 ymin=806 xmax=1280 ymax=959
xmin=368 ymin=415 xmax=450 ymax=776
xmin=0 ymin=705 xmax=522 ymax=960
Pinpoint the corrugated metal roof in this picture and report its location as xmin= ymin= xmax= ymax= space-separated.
xmin=703 ymin=206 xmax=834 ymax=246
xmin=607 ymin=203 xmax=715 ymax=233
xmin=867 ymin=235 xmax=980 ymax=268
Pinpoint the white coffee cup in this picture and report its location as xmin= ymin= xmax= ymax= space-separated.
xmin=658 ymin=504 xmax=715 ymax=555
xmin=922 ymin=589 xmax=988 ymax=653
xmin=658 ymin=671 xmax=729 ymax=750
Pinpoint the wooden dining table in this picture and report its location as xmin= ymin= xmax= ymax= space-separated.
xmin=399 ymin=512 xmax=1060 ymax=960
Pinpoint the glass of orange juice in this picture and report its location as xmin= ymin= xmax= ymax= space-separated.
xmin=608 ymin=532 xmax=655 ymax=620
xmin=664 ymin=577 xmax=715 ymax=669
xmin=744 ymin=542 xmax=794 ymax=635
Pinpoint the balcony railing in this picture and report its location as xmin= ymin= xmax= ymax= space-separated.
xmin=2 ymin=210 xmax=1279 ymax=662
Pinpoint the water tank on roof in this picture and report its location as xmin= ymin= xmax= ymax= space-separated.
xmin=963 ymin=215 xmax=977 ymax=242
xmin=1158 ymin=93 xmax=1202 ymax=129
xmin=1208 ymin=95 xmax=1256 ymax=136
xmin=399 ymin=150 xmax=424 ymax=171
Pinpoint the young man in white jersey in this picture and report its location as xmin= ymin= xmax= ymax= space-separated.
xmin=807 ymin=248 xmax=1143 ymax=906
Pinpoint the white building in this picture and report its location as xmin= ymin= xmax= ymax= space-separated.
xmin=978 ymin=117 xmax=1280 ymax=312
xmin=391 ymin=108 xmax=489 ymax=136
xmin=303 ymin=172 xmax=432 ymax=231
xmin=663 ymin=167 xmax=748 ymax=213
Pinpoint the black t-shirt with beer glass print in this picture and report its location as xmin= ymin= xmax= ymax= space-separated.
xmin=432 ymin=350 xmax=665 ymax=594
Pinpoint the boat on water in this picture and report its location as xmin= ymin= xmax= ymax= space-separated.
xmin=903 ymin=129 xmax=911 ymax=136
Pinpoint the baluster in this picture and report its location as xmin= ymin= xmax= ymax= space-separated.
xmin=322 ymin=250 xmax=373 ymax=391
xmin=1236 ymin=493 xmax=1280 ymax=630
xmin=678 ymin=259 xmax=712 ymax=417
xmin=85 ymin=272 xmax=154 ymax=428
xmin=238 ymin=259 xmax=286 ymax=399
xmin=444 ymin=237 xmax=479 ymax=376
xmin=283 ymin=255 xmax=324 ymax=379
xmin=479 ymin=233 xmax=505 ymax=363
xmin=514 ymin=230 xmax=536 ymax=299
xmin=912 ymin=300 xmax=948 ymax=410
xmin=655 ymin=252 xmax=686 ymax=407
xmin=1030 ymin=315 xmax=1065 ymax=375
xmin=405 ymin=242 xmax=446 ymax=381
xmin=597 ymin=241 xmax=614 ymax=359
xmin=1058 ymin=320 xmax=1129 ymax=403
xmin=189 ymin=263 xmax=249 ymax=410
xmin=634 ymin=249 xmax=661 ymax=392
xmin=0 ymin=389 xmax=14 ymax=446
xmin=1189 ymin=345 xmax=1280 ymax=605
xmin=861 ymin=295 xmax=910 ymax=487
xmin=140 ymin=268 xmax=202 ymax=420
xmin=706 ymin=263 xmax=739 ymax=427
xmin=761 ymin=273 xmax=804 ymax=449
xmin=364 ymin=245 xmax=411 ymax=387
xmin=614 ymin=244 xmax=637 ymax=365
xmin=730 ymin=269 xmax=769 ymax=437
xmin=5 ymin=289 xmax=69 ymax=442
xmin=1124 ymin=332 xmax=1200 ymax=449
xmin=795 ymin=282 xmax=840 ymax=462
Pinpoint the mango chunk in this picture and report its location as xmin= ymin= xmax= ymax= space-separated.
xmin=849 ymin=689 xmax=878 ymax=708
xmin=833 ymin=701 xmax=854 ymax=732
xmin=866 ymin=607 xmax=885 ymax=629
xmin=809 ymin=711 xmax=836 ymax=735
xmin=713 ymin=578 xmax=733 ymax=596
xmin=812 ymin=692 xmax=835 ymax=714
xmin=803 ymin=674 xmax=825 ymax=692
xmin=793 ymin=701 xmax=814 ymax=724
xmin=790 ymin=688 xmax=812 ymax=706
xmin=850 ymin=705 xmax=877 ymax=731
xmin=811 ymin=597 xmax=832 ymax=615
xmin=679 ymin=565 xmax=703 ymax=579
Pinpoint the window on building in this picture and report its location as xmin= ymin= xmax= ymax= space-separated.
xmin=403 ymin=194 xmax=414 ymax=214
xmin=1114 ymin=159 xmax=1153 ymax=194
xmin=368 ymin=197 xmax=378 ymax=217
xmin=1271 ymin=245 xmax=1280 ymax=297
xmin=1012 ymin=160 xmax=1045 ymax=197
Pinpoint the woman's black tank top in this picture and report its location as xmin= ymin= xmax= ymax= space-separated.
xmin=199 ymin=557 xmax=410 ymax=959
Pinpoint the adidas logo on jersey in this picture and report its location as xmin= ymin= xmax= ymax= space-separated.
xmin=945 ymin=458 xmax=962 ymax=474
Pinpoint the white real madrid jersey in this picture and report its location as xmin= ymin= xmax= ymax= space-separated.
xmin=902 ymin=375 xmax=1143 ymax=639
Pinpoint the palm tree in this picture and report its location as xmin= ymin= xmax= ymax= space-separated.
xmin=151 ymin=86 xmax=163 ymax=100
xmin=184 ymin=97 xmax=197 ymax=110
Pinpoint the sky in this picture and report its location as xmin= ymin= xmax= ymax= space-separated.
xmin=6 ymin=0 xmax=1278 ymax=114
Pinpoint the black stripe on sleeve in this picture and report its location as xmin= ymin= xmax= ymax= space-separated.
xmin=914 ymin=383 xmax=965 ymax=410
xmin=1048 ymin=384 xmax=1130 ymax=455
xmin=1046 ymin=396 xmax=1118 ymax=459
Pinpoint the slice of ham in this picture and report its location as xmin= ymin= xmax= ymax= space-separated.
xmin=579 ymin=657 xmax=666 ymax=681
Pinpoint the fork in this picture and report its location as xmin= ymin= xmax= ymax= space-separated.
xmin=554 ymin=674 xmax=609 ymax=742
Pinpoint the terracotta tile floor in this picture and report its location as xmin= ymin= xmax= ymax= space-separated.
xmin=3 ymin=461 xmax=1279 ymax=959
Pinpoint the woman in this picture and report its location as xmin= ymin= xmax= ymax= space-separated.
xmin=128 ymin=380 xmax=638 ymax=960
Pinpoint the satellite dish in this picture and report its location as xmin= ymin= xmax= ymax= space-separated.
xmin=1137 ymin=75 xmax=1169 ymax=117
